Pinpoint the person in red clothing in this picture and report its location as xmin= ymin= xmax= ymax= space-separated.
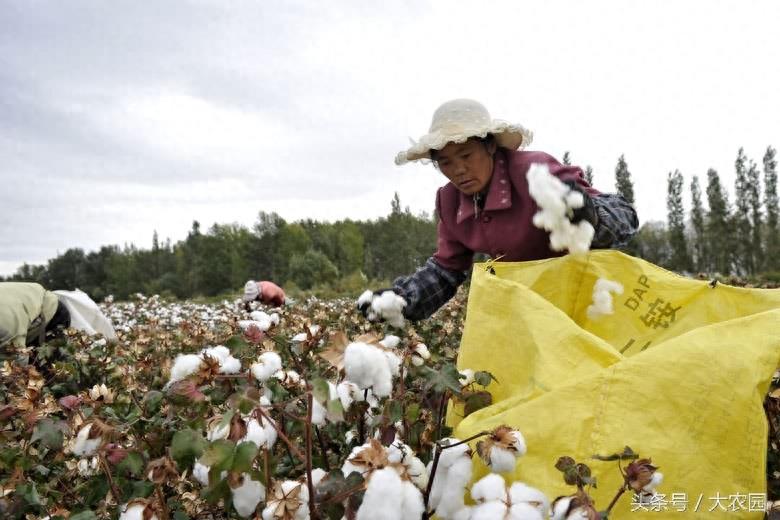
xmin=358 ymin=99 xmax=638 ymax=323
xmin=242 ymin=280 xmax=286 ymax=307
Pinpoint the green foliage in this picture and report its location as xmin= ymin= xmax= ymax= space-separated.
xmin=171 ymin=429 xmax=207 ymax=469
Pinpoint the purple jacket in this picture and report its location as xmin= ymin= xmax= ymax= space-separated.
xmin=393 ymin=148 xmax=638 ymax=320
xmin=433 ymin=148 xmax=599 ymax=272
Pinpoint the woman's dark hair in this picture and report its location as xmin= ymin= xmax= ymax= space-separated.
xmin=429 ymin=134 xmax=497 ymax=162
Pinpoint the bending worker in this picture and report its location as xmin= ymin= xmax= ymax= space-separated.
xmin=0 ymin=282 xmax=116 ymax=350
xmin=360 ymin=99 xmax=639 ymax=322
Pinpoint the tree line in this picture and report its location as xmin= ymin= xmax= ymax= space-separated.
xmin=3 ymin=146 xmax=778 ymax=299
xmin=2 ymin=194 xmax=436 ymax=300
xmin=630 ymin=146 xmax=779 ymax=277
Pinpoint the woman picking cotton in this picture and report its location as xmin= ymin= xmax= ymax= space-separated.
xmin=358 ymin=99 xmax=638 ymax=323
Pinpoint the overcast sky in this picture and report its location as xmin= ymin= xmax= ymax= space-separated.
xmin=2 ymin=0 xmax=779 ymax=275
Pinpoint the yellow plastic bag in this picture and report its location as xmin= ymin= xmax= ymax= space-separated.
xmin=451 ymin=250 xmax=780 ymax=518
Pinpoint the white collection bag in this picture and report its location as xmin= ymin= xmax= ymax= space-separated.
xmin=53 ymin=289 xmax=117 ymax=341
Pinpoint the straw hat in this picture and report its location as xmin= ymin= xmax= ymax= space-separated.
xmin=395 ymin=99 xmax=533 ymax=165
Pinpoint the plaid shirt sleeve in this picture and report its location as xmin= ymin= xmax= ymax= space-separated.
xmin=591 ymin=193 xmax=639 ymax=248
xmin=393 ymin=258 xmax=468 ymax=321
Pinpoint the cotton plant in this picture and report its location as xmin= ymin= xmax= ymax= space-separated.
xmin=476 ymin=425 xmax=527 ymax=473
xmin=410 ymin=342 xmax=431 ymax=366
xmin=118 ymin=499 xmax=159 ymax=520
xmin=311 ymin=380 xmax=360 ymax=425
xmin=250 ymin=351 xmax=283 ymax=382
xmin=468 ymin=473 xmax=550 ymax=520
xmin=291 ymin=324 xmax=321 ymax=343
xmin=343 ymin=339 xmax=401 ymax=398
xmin=230 ymin=473 xmax=266 ymax=517
xmin=355 ymin=467 xmax=425 ymax=520
xmin=238 ymin=309 xmax=280 ymax=333
xmin=71 ymin=419 xmax=110 ymax=457
xmin=586 ymin=278 xmax=624 ymax=320
xmin=427 ymin=438 xmax=474 ymax=519
xmin=527 ymin=163 xmax=595 ymax=255
xmin=166 ymin=344 xmax=242 ymax=386
xmin=261 ymin=479 xmax=311 ymax=520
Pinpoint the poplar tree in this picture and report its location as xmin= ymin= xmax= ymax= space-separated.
xmin=689 ymin=175 xmax=707 ymax=272
xmin=584 ymin=165 xmax=594 ymax=185
xmin=614 ymin=154 xmax=635 ymax=204
xmin=733 ymin=148 xmax=754 ymax=274
xmin=667 ymin=170 xmax=692 ymax=272
xmin=763 ymin=146 xmax=779 ymax=271
xmin=706 ymin=169 xmax=733 ymax=274
xmin=747 ymin=159 xmax=763 ymax=272
xmin=562 ymin=151 xmax=571 ymax=165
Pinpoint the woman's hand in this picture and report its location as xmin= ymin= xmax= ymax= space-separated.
xmin=564 ymin=181 xmax=599 ymax=227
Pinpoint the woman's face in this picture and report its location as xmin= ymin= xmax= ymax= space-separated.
xmin=435 ymin=139 xmax=496 ymax=195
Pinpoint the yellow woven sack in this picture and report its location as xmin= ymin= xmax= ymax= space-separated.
xmin=451 ymin=250 xmax=780 ymax=518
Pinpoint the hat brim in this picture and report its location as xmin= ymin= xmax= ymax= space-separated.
xmin=395 ymin=120 xmax=533 ymax=165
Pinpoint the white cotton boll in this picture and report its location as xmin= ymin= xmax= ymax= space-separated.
xmin=526 ymin=163 xmax=595 ymax=255
xmin=470 ymin=473 xmax=507 ymax=503
xmin=311 ymin=468 xmax=327 ymax=488
xmin=586 ymin=278 xmax=624 ymax=320
xmin=207 ymin=421 xmax=230 ymax=441
xmin=243 ymin=418 xmax=276 ymax=449
xmin=379 ymin=335 xmax=401 ymax=349
xmin=437 ymin=439 xmax=471 ymax=469
xmin=311 ymin=397 xmax=327 ymax=426
xmin=643 ymin=472 xmax=663 ymax=492
xmin=270 ymin=313 xmax=280 ymax=325
xmin=336 ymin=381 xmax=358 ymax=410
xmin=509 ymin=482 xmax=549 ymax=516
xmin=202 ymin=345 xmax=230 ymax=362
xmin=565 ymin=508 xmax=591 ymax=519
xmin=458 ymin=369 xmax=475 ymax=387
xmin=193 ymin=460 xmax=210 ymax=486
xmin=489 ymin=446 xmax=519 ymax=473
xmin=371 ymin=291 xmax=406 ymax=329
xmin=435 ymin=456 xmax=473 ymax=519
xmin=564 ymin=191 xmax=584 ymax=208
xmin=400 ymin=480 xmax=425 ymax=519
xmin=471 ymin=501 xmax=509 ymax=520
xmin=77 ymin=457 xmax=99 ymax=476
xmin=356 ymin=468 xmax=404 ymax=520
xmin=386 ymin=440 xmax=411 ymax=464
xmin=508 ymin=430 xmax=527 ymax=456
xmin=251 ymin=352 xmax=283 ymax=382
xmin=411 ymin=356 xmax=425 ymax=367
xmin=119 ymin=503 xmax=158 ymax=520
xmin=250 ymin=310 xmax=270 ymax=322
xmin=383 ymin=350 xmax=402 ymax=377
xmin=413 ymin=343 xmax=431 ymax=359
xmin=508 ymin=503 xmax=544 ymax=520
xmin=551 ymin=496 xmax=574 ymax=520
xmin=219 ymin=356 xmax=242 ymax=374
xmin=292 ymin=333 xmax=308 ymax=342
xmin=426 ymin=460 xmax=445 ymax=512
xmin=370 ymin=363 xmax=393 ymax=397
xmin=238 ymin=319 xmax=267 ymax=331
xmin=231 ymin=473 xmax=266 ymax=517
xmin=406 ymin=456 xmax=429 ymax=490
xmin=261 ymin=481 xmax=309 ymax=520
xmin=344 ymin=342 xmax=393 ymax=396
xmin=73 ymin=423 xmax=102 ymax=457
xmin=169 ymin=354 xmax=204 ymax=384
xmin=451 ymin=506 xmax=474 ymax=520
